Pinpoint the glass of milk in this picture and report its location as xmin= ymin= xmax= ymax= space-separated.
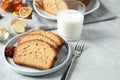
xmin=57 ymin=0 xmax=86 ymax=41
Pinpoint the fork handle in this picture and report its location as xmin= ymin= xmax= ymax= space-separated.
xmin=61 ymin=55 xmax=77 ymax=80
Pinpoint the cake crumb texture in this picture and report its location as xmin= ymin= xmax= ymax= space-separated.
xmin=13 ymin=39 xmax=57 ymax=70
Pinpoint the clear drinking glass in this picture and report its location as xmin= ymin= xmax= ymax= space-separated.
xmin=57 ymin=0 xmax=86 ymax=41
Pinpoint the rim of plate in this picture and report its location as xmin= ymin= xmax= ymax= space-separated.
xmin=3 ymin=33 xmax=72 ymax=76
xmin=33 ymin=0 xmax=100 ymax=20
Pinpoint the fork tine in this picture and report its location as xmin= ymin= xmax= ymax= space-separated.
xmin=80 ymin=42 xmax=84 ymax=51
xmin=75 ymin=39 xmax=84 ymax=51
xmin=74 ymin=40 xmax=80 ymax=50
xmin=78 ymin=40 xmax=83 ymax=51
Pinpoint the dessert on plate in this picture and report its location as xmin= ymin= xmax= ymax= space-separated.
xmin=35 ymin=0 xmax=91 ymax=15
xmin=5 ymin=30 xmax=65 ymax=70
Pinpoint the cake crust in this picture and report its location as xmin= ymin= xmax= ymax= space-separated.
xmin=13 ymin=30 xmax=65 ymax=70
xmin=25 ymin=30 xmax=65 ymax=49
xmin=18 ymin=34 xmax=58 ymax=49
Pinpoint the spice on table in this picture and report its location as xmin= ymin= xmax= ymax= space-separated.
xmin=0 ymin=14 xmax=2 ymax=19
xmin=13 ymin=7 xmax=32 ymax=18
xmin=13 ymin=11 xmax=20 ymax=17
xmin=5 ymin=46 xmax=16 ymax=58
xmin=19 ymin=7 xmax=32 ymax=18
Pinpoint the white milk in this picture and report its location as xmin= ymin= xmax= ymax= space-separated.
xmin=57 ymin=9 xmax=84 ymax=41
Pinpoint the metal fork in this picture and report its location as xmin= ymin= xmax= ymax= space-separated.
xmin=61 ymin=39 xmax=85 ymax=80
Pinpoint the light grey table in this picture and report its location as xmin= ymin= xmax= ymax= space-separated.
xmin=0 ymin=0 xmax=120 ymax=80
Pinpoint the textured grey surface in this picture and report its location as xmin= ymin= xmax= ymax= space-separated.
xmin=0 ymin=0 xmax=120 ymax=80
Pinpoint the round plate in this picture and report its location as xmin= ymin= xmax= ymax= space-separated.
xmin=33 ymin=0 xmax=100 ymax=20
xmin=3 ymin=33 xmax=72 ymax=76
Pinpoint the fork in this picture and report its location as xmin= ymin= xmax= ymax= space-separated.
xmin=61 ymin=39 xmax=85 ymax=80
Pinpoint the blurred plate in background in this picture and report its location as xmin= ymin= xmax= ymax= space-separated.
xmin=33 ymin=0 xmax=100 ymax=20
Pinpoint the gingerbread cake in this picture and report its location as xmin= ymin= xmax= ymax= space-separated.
xmin=25 ymin=30 xmax=65 ymax=49
xmin=18 ymin=34 xmax=58 ymax=49
xmin=13 ymin=30 xmax=65 ymax=70
xmin=13 ymin=39 xmax=57 ymax=70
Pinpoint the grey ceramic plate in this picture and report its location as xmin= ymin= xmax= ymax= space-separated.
xmin=33 ymin=0 xmax=100 ymax=20
xmin=3 ymin=33 xmax=72 ymax=76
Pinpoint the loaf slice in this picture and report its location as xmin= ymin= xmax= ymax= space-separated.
xmin=18 ymin=34 xmax=58 ymax=49
xmin=26 ymin=30 xmax=65 ymax=49
xmin=35 ymin=0 xmax=44 ymax=9
xmin=42 ymin=0 xmax=67 ymax=15
xmin=13 ymin=39 xmax=57 ymax=70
